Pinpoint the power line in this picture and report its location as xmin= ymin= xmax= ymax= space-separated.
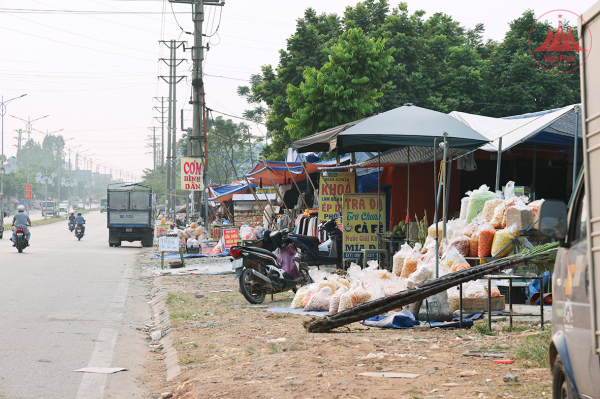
xmin=203 ymin=73 xmax=249 ymax=82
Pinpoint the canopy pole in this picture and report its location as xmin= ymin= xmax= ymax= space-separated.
xmin=299 ymin=158 xmax=318 ymax=194
xmin=244 ymin=176 xmax=276 ymax=230
xmin=445 ymin=158 xmax=453 ymax=229
xmin=263 ymin=161 xmax=294 ymax=228
xmin=285 ymin=159 xmax=309 ymax=210
xmin=433 ymin=139 xmax=439 ymax=278
xmin=573 ymin=105 xmax=580 ymax=193
xmin=495 ymin=137 xmax=503 ymax=192
xmin=442 ymin=133 xmax=448 ymax=239
xmin=407 ymin=147 xmax=410 ymax=240
xmin=378 ymin=150 xmax=381 ymax=250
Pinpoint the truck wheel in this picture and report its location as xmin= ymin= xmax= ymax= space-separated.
xmin=552 ymin=355 xmax=576 ymax=399
xmin=141 ymin=236 xmax=153 ymax=247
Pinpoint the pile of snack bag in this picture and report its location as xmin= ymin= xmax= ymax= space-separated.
xmin=291 ymin=181 xmax=543 ymax=315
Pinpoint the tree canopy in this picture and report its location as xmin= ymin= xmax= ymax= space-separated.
xmin=238 ymin=1 xmax=581 ymax=160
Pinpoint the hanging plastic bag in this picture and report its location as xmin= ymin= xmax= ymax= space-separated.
xmin=491 ymin=224 xmax=519 ymax=257
xmin=466 ymin=185 xmax=496 ymax=222
xmin=328 ymin=285 xmax=348 ymax=314
xmin=478 ymin=222 xmax=496 ymax=258
xmin=304 ymin=287 xmax=333 ymax=311
xmin=506 ymin=198 xmax=533 ymax=230
xmin=481 ymin=198 xmax=503 ymax=223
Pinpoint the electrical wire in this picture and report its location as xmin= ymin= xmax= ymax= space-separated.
xmin=171 ymin=2 xmax=191 ymax=36
xmin=203 ymin=73 xmax=249 ymax=82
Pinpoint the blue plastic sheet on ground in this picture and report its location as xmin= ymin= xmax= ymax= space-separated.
xmin=153 ymin=250 xmax=231 ymax=259
xmin=528 ymin=271 xmax=552 ymax=305
xmin=360 ymin=311 xmax=418 ymax=329
xmin=266 ymin=307 xmax=328 ymax=317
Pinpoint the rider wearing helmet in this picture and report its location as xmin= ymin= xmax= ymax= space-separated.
xmin=69 ymin=212 xmax=76 ymax=224
xmin=12 ymin=205 xmax=31 ymax=246
xmin=75 ymin=212 xmax=86 ymax=234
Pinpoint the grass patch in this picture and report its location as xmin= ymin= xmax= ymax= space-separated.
xmin=267 ymin=313 xmax=293 ymax=319
xmin=474 ymin=324 xmax=496 ymax=336
xmin=502 ymin=325 xmax=529 ymax=333
xmin=179 ymin=354 xmax=205 ymax=365
xmin=513 ymin=329 xmax=551 ymax=368
xmin=245 ymin=346 xmax=258 ymax=356
xmin=268 ymin=343 xmax=280 ymax=354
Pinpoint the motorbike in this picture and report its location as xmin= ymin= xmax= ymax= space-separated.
xmin=14 ymin=228 xmax=28 ymax=253
xmin=75 ymin=224 xmax=85 ymax=241
xmin=287 ymin=218 xmax=343 ymax=270
xmin=68 ymin=221 xmax=75 ymax=232
xmin=230 ymin=230 xmax=313 ymax=304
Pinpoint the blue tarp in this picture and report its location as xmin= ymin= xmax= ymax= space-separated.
xmin=209 ymin=182 xmax=256 ymax=201
xmin=153 ymin=249 xmax=231 ymax=259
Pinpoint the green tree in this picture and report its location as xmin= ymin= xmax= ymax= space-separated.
xmin=285 ymin=28 xmax=394 ymax=139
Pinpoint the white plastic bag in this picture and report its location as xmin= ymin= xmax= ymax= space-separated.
xmin=304 ymin=287 xmax=332 ymax=311
xmin=328 ymin=285 xmax=348 ymax=314
xmin=392 ymin=243 xmax=413 ymax=277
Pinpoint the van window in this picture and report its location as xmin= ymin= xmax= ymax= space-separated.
xmin=571 ymin=189 xmax=587 ymax=243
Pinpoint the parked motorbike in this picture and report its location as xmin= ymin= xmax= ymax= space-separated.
xmin=230 ymin=230 xmax=312 ymax=304
xmin=68 ymin=222 xmax=75 ymax=232
xmin=14 ymin=228 xmax=28 ymax=253
xmin=287 ymin=218 xmax=343 ymax=270
xmin=75 ymin=224 xmax=85 ymax=241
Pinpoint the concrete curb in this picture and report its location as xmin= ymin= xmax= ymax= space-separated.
xmin=150 ymin=277 xmax=181 ymax=382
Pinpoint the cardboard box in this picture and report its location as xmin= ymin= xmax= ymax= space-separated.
xmin=461 ymin=295 xmax=505 ymax=313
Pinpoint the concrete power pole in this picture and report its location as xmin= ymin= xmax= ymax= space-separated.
xmin=159 ymin=39 xmax=186 ymax=217
xmin=147 ymin=127 xmax=160 ymax=170
xmin=168 ymin=0 xmax=223 ymax=228
xmin=14 ymin=129 xmax=23 ymax=153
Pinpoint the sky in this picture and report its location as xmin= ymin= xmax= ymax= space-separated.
xmin=0 ymin=0 xmax=595 ymax=180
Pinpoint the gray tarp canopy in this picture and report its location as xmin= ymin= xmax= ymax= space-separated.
xmin=335 ymin=104 xmax=490 ymax=153
xmin=290 ymin=117 xmax=370 ymax=153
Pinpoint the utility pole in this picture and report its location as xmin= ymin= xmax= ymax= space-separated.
xmin=147 ymin=127 xmax=160 ymax=170
xmin=159 ymin=39 xmax=186 ymax=217
xmin=154 ymin=97 xmax=169 ymax=177
xmin=14 ymin=129 xmax=23 ymax=153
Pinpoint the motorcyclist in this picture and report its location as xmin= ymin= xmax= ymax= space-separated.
xmin=75 ymin=212 xmax=86 ymax=235
xmin=11 ymin=205 xmax=31 ymax=246
xmin=68 ymin=212 xmax=76 ymax=227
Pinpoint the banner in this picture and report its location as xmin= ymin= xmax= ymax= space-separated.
xmin=222 ymin=228 xmax=239 ymax=249
xmin=181 ymin=158 xmax=204 ymax=191
xmin=25 ymin=184 xmax=32 ymax=200
xmin=342 ymin=193 xmax=386 ymax=260
xmin=318 ymin=172 xmax=355 ymax=224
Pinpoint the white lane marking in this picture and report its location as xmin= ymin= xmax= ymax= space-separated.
xmin=76 ymin=264 xmax=133 ymax=399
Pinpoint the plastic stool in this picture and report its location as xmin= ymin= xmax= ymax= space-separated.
xmin=361 ymin=249 xmax=389 ymax=270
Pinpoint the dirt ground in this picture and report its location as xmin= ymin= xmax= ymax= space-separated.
xmin=141 ymin=266 xmax=552 ymax=399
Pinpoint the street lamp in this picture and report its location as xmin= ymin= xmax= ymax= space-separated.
xmin=57 ymin=138 xmax=73 ymax=205
xmin=0 ymin=93 xmax=26 ymax=197
xmin=10 ymin=114 xmax=49 ymax=185
xmin=32 ymin=128 xmax=63 ymax=219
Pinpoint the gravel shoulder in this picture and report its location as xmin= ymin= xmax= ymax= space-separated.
xmin=141 ymin=253 xmax=552 ymax=399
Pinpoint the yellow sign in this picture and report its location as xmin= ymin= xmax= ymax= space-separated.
xmin=181 ymin=158 xmax=204 ymax=190
xmin=342 ymin=194 xmax=385 ymax=260
xmin=318 ymin=171 xmax=355 ymax=224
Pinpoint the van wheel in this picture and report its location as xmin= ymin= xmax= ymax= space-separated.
xmin=552 ymin=355 xmax=576 ymax=399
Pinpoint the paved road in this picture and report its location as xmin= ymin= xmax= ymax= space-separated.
xmin=0 ymin=211 xmax=150 ymax=399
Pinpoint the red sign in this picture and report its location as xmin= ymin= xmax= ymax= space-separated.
xmin=24 ymin=184 xmax=32 ymax=200
xmin=96 ymin=192 xmax=100 ymax=199
xmin=222 ymin=228 xmax=239 ymax=249
xmin=88 ymin=198 xmax=93 ymax=203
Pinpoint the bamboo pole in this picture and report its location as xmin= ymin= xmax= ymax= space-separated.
xmin=285 ymin=160 xmax=309 ymax=209
xmin=244 ymin=176 xmax=276 ymax=230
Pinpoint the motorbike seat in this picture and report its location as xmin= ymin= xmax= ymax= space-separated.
xmin=289 ymin=233 xmax=321 ymax=248
xmin=245 ymin=246 xmax=277 ymax=257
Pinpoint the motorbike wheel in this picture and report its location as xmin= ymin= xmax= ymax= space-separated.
xmin=239 ymin=268 xmax=266 ymax=304
xmin=78 ymin=236 xmax=81 ymax=241
xmin=17 ymin=238 xmax=23 ymax=253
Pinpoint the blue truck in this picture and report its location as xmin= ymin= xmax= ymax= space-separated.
xmin=106 ymin=183 xmax=155 ymax=247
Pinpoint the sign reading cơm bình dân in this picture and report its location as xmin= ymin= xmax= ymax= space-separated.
xmin=342 ymin=193 xmax=386 ymax=260
xmin=181 ymin=158 xmax=204 ymax=190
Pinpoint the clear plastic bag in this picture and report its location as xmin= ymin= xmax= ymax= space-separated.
xmin=317 ymin=280 xmax=338 ymax=293
xmin=466 ymin=185 xmax=496 ymax=222
xmin=464 ymin=281 xmax=488 ymax=298
xmin=304 ymin=286 xmax=333 ymax=311
xmin=459 ymin=195 xmax=471 ymax=220
xmin=478 ymin=222 xmax=496 ymax=258
xmin=392 ymin=243 xmax=413 ymax=276
xmin=291 ymin=285 xmax=313 ymax=309
xmin=447 ymin=286 xmax=460 ymax=312
xmin=469 ymin=230 xmax=479 ymax=257
xmin=328 ymin=285 xmax=348 ymax=314
xmin=450 ymin=234 xmax=471 ymax=258
xmin=506 ymin=198 xmax=533 ymax=230
xmin=407 ymin=258 xmax=435 ymax=288
xmin=481 ymin=198 xmax=503 ymax=222
xmin=400 ymin=254 xmax=419 ymax=278
xmin=240 ymin=225 xmax=256 ymax=240
xmin=350 ymin=284 xmax=372 ymax=307
xmin=428 ymin=223 xmax=443 ymax=238
xmin=490 ymin=202 xmax=506 ymax=229
xmin=528 ymin=199 xmax=545 ymax=226
xmin=491 ymin=224 xmax=518 ymax=257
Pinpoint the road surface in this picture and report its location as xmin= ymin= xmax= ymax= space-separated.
xmin=0 ymin=211 xmax=150 ymax=399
